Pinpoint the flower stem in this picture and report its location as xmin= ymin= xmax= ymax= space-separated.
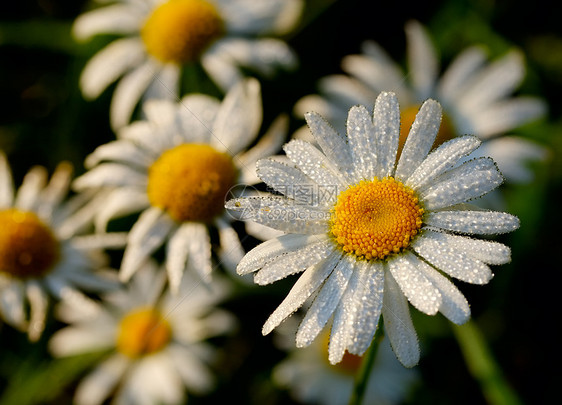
xmin=348 ymin=321 xmax=384 ymax=405
xmin=452 ymin=320 xmax=523 ymax=405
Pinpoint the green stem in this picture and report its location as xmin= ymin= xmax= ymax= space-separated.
xmin=348 ymin=322 xmax=384 ymax=405
xmin=452 ymin=320 xmax=522 ymax=405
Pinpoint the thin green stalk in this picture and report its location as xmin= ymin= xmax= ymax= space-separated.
xmin=348 ymin=321 xmax=384 ymax=405
xmin=452 ymin=320 xmax=522 ymax=405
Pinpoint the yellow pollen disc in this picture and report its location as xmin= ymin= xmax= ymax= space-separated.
xmin=141 ymin=0 xmax=224 ymax=64
xmin=330 ymin=178 xmax=424 ymax=260
xmin=0 ymin=209 xmax=60 ymax=279
xmin=147 ymin=143 xmax=237 ymax=223
xmin=399 ymin=104 xmax=454 ymax=157
xmin=116 ymin=308 xmax=172 ymax=358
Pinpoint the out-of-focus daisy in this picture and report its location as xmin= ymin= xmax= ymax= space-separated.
xmin=274 ymin=330 xmax=417 ymax=405
xmin=295 ymin=20 xmax=547 ymax=183
xmin=226 ymin=92 xmax=519 ymax=367
xmin=73 ymin=78 xmax=287 ymax=292
xmin=0 ymin=152 xmax=124 ymax=340
xmin=49 ymin=260 xmax=233 ymax=405
xmin=74 ymin=0 xmax=303 ymax=129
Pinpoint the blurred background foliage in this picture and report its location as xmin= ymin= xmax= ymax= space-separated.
xmin=0 ymin=0 xmax=560 ymax=404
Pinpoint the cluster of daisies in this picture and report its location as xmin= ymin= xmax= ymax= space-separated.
xmin=1 ymin=1 xmax=545 ymax=404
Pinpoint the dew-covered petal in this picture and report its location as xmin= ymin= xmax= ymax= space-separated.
xmin=372 ymin=92 xmax=401 ymax=178
xmin=284 ymin=139 xmax=346 ymax=187
xmin=419 ymin=229 xmax=511 ymax=265
xmin=110 ymin=60 xmax=157 ymax=130
xmin=405 ymin=20 xmax=438 ymax=101
xmin=425 ymin=210 xmax=520 ymax=235
xmin=254 ymin=238 xmax=335 ymax=285
xmin=382 ymin=269 xmax=419 ymax=368
xmin=304 ymin=111 xmax=354 ymax=178
xmin=225 ymin=196 xmax=330 ymax=234
xmin=255 ymin=158 xmax=334 ymax=208
xmin=74 ymin=354 xmax=130 ymax=405
xmin=420 ymin=157 xmax=504 ymax=210
xmin=346 ymin=105 xmax=377 ymax=180
xmin=416 ymin=260 xmax=471 ymax=324
xmin=262 ymin=251 xmax=343 ymax=335
xmin=395 ymin=99 xmax=442 ymax=181
xmin=406 ymin=136 xmax=482 ymax=190
xmin=296 ymin=254 xmax=354 ymax=348
xmin=412 ymin=234 xmax=493 ymax=284
xmin=120 ymin=208 xmax=176 ymax=282
xmin=79 ymin=38 xmax=145 ymax=100
xmin=237 ymin=234 xmax=326 ymax=275
xmin=388 ymin=252 xmax=441 ymax=315
xmin=212 ymin=78 xmax=262 ymax=155
xmin=73 ymin=163 xmax=146 ymax=191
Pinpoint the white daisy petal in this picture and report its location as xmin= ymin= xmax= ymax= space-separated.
xmin=347 ymin=104 xmax=377 ymax=180
xmin=395 ymin=99 xmax=442 ymax=181
xmin=166 ymin=224 xmax=195 ymax=294
xmin=225 ymin=196 xmax=330 ymax=234
xmin=412 ymin=234 xmax=493 ymax=284
xmin=73 ymin=163 xmax=147 ymax=190
xmin=110 ymin=60 xmax=158 ymax=130
xmin=176 ymin=94 xmax=220 ymax=145
xmin=48 ymin=323 xmax=115 ymax=356
xmin=304 ymin=111 xmax=354 ymax=178
xmin=262 ymin=251 xmax=343 ymax=335
xmin=167 ymin=344 xmax=213 ymax=394
xmin=296 ymin=254 xmax=355 ymax=348
xmin=14 ymin=166 xmax=47 ymax=211
xmin=0 ymin=280 xmax=26 ymax=330
xmin=256 ymin=158 xmax=333 ymax=208
xmin=437 ymin=46 xmax=487 ymax=100
xmin=419 ymin=229 xmax=511 ymax=265
xmin=405 ymin=20 xmax=438 ymax=100
xmin=85 ymin=140 xmax=153 ymax=169
xmin=284 ymin=139 xmax=346 ymax=187
xmin=215 ymin=217 xmax=245 ymax=275
xmin=372 ymin=91 xmax=401 ymax=178
xmin=254 ymin=238 xmax=335 ymax=286
xmin=237 ymin=234 xmax=326 ymax=275
xmin=212 ymin=77 xmax=262 ymax=155
xmin=185 ymin=223 xmax=213 ymax=283
xmin=26 ymin=280 xmax=49 ymax=341
xmin=72 ymin=4 xmax=142 ymax=40
xmin=382 ymin=270 xmax=419 ymax=368
xmin=425 ymin=210 xmax=520 ymax=235
xmin=79 ymin=38 xmax=145 ymax=100
xmin=121 ymin=208 xmax=176 ymax=282
xmin=37 ymin=162 xmax=74 ymax=220
xmin=201 ymin=47 xmax=243 ymax=91
xmin=416 ymin=260 xmax=471 ymax=324
xmin=0 ymin=153 xmax=14 ymax=208
xmin=317 ymin=74 xmax=376 ymax=114
xmin=143 ymin=64 xmax=180 ymax=102
xmin=74 ymin=354 xmax=130 ymax=405
xmin=405 ymin=136 xmax=481 ymax=190
xmin=388 ymin=252 xmax=441 ymax=315
xmin=91 ymin=188 xmax=149 ymax=231
xmin=420 ymin=157 xmax=503 ymax=210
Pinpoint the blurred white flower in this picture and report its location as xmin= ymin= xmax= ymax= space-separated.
xmin=74 ymin=0 xmax=303 ymax=129
xmin=274 ymin=329 xmax=417 ymax=405
xmin=49 ymin=260 xmax=234 ymax=405
xmin=295 ymin=20 xmax=547 ymax=183
xmin=0 ymin=152 xmax=124 ymax=340
xmin=73 ymin=78 xmax=288 ymax=291
xmin=226 ymin=92 xmax=519 ymax=367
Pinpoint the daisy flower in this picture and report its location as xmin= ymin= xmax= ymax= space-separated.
xmin=294 ymin=20 xmax=547 ymax=183
xmin=274 ymin=331 xmax=417 ymax=405
xmin=0 ymin=152 xmax=124 ymax=341
xmin=73 ymin=78 xmax=288 ymax=292
xmin=74 ymin=0 xmax=303 ymax=129
xmin=225 ymin=92 xmax=519 ymax=367
xmin=49 ymin=260 xmax=234 ymax=405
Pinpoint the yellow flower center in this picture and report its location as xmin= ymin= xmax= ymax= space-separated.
xmin=399 ymin=104 xmax=454 ymax=157
xmin=141 ymin=0 xmax=224 ymax=64
xmin=0 ymin=209 xmax=60 ymax=279
xmin=330 ymin=178 xmax=423 ymax=260
xmin=116 ymin=308 xmax=172 ymax=358
xmin=147 ymin=143 xmax=237 ymax=223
